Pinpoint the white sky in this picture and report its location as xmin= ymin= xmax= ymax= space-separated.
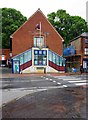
xmin=0 ymin=0 xmax=87 ymax=21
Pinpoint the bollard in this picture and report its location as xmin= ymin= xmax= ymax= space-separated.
xmin=20 ymin=69 xmax=22 ymax=74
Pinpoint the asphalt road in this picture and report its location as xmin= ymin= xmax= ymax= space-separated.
xmin=1 ymin=74 xmax=88 ymax=90
xmin=0 ymin=74 xmax=88 ymax=119
xmin=0 ymin=67 xmax=12 ymax=74
xmin=2 ymin=86 xmax=88 ymax=119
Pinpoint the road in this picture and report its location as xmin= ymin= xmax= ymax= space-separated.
xmin=0 ymin=74 xmax=88 ymax=105
xmin=1 ymin=74 xmax=88 ymax=90
xmin=0 ymin=74 xmax=88 ymax=119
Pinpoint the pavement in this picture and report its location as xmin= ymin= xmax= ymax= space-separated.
xmin=0 ymin=66 xmax=88 ymax=77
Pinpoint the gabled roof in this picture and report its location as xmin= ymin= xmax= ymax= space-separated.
xmin=71 ymin=32 xmax=88 ymax=42
xmin=10 ymin=8 xmax=64 ymax=41
xmin=80 ymin=32 xmax=88 ymax=37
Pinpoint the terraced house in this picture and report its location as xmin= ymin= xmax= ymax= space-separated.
xmin=11 ymin=9 xmax=65 ymax=73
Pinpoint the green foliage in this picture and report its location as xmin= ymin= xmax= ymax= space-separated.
xmin=1 ymin=8 xmax=27 ymax=49
xmin=47 ymin=9 xmax=88 ymax=44
xmin=1 ymin=8 xmax=88 ymax=48
xmin=0 ymin=9 xmax=2 ymax=48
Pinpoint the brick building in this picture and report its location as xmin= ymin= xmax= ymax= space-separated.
xmin=0 ymin=49 xmax=10 ymax=66
xmin=63 ymin=32 xmax=88 ymax=72
xmin=11 ymin=9 xmax=65 ymax=73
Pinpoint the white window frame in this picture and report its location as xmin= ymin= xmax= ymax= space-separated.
xmin=34 ymin=36 xmax=44 ymax=47
xmin=84 ymin=48 xmax=88 ymax=55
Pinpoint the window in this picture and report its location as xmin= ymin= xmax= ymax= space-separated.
xmin=85 ymin=48 xmax=88 ymax=55
xmin=48 ymin=50 xmax=65 ymax=67
xmin=34 ymin=36 xmax=44 ymax=47
xmin=27 ymin=50 xmax=32 ymax=61
xmin=34 ymin=50 xmax=47 ymax=66
xmin=18 ymin=50 xmax=32 ymax=65
xmin=24 ymin=52 xmax=28 ymax=63
xmin=56 ymin=55 xmax=59 ymax=65
xmin=53 ymin=53 xmax=56 ymax=63
xmin=60 ymin=57 xmax=62 ymax=66
xmin=48 ymin=50 xmax=52 ymax=61
xmin=2 ymin=55 xmax=5 ymax=60
xmin=62 ymin=59 xmax=65 ymax=66
xmin=85 ymin=39 xmax=88 ymax=44
xmin=20 ymin=55 xmax=23 ymax=65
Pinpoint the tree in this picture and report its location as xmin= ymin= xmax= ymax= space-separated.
xmin=0 ymin=9 xmax=1 ymax=31
xmin=47 ymin=9 xmax=88 ymax=45
xmin=1 ymin=8 xmax=27 ymax=48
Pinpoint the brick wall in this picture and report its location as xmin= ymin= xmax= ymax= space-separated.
xmin=71 ymin=38 xmax=82 ymax=54
xmin=0 ymin=49 xmax=10 ymax=60
xmin=12 ymin=10 xmax=63 ymax=57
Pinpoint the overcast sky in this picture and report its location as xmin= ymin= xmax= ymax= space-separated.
xmin=0 ymin=0 xmax=88 ymax=21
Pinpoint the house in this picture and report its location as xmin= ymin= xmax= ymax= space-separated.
xmin=0 ymin=49 xmax=10 ymax=67
xmin=11 ymin=9 xmax=65 ymax=73
xmin=63 ymin=32 xmax=88 ymax=73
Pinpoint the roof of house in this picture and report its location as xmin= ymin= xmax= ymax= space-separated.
xmin=71 ymin=32 xmax=88 ymax=42
xmin=80 ymin=32 xmax=88 ymax=37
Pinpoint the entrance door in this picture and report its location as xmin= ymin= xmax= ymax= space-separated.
xmin=12 ymin=60 xmax=20 ymax=73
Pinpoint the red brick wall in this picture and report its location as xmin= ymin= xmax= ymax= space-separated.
xmin=0 ymin=49 xmax=10 ymax=60
xmin=71 ymin=38 xmax=82 ymax=54
xmin=12 ymin=10 xmax=63 ymax=57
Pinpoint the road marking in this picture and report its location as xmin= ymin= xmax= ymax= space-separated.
xmin=63 ymin=78 xmax=81 ymax=80
xmin=57 ymin=82 xmax=61 ymax=85
xmin=2 ymin=86 xmax=64 ymax=92
xmin=53 ymin=80 xmax=56 ymax=83
xmin=2 ymin=87 xmax=38 ymax=91
xmin=68 ymin=80 xmax=87 ymax=83
xmin=75 ymin=83 xmax=88 ymax=86
xmin=63 ymin=85 xmax=67 ymax=87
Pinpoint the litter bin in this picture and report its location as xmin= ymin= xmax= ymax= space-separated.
xmin=73 ymin=68 xmax=77 ymax=73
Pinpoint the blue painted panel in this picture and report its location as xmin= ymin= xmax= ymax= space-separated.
xmin=12 ymin=60 xmax=20 ymax=74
